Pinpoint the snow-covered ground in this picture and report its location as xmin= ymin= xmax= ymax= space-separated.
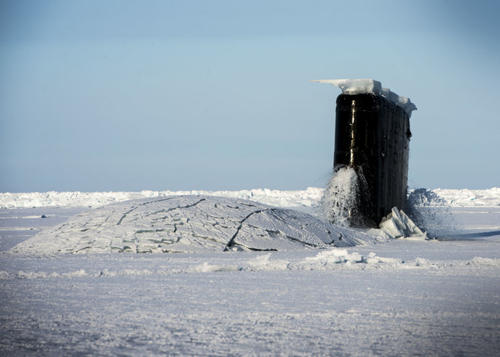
xmin=1 ymin=188 xmax=500 ymax=355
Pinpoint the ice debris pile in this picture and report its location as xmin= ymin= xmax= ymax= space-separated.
xmin=379 ymin=207 xmax=426 ymax=240
xmin=10 ymin=196 xmax=362 ymax=255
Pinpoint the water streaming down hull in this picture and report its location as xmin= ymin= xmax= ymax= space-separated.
xmin=321 ymin=167 xmax=372 ymax=227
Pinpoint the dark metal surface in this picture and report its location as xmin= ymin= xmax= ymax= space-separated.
xmin=334 ymin=93 xmax=411 ymax=226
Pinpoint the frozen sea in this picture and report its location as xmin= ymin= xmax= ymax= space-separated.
xmin=1 ymin=189 xmax=499 ymax=356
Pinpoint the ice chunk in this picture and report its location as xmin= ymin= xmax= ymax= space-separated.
xmin=379 ymin=207 xmax=427 ymax=239
xmin=313 ymin=79 xmax=382 ymax=94
xmin=312 ymin=78 xmax=417 ymax=116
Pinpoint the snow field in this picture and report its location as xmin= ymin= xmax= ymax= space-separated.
xmin=1 ymin=193 xmax=500 ymax=355
xmin=2 ymin=248 xmax=499 ymax=356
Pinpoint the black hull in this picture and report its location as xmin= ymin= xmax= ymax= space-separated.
xmin=334 ymin=93 xmax=411 ymax=226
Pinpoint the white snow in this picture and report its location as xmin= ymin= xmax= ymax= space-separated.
xmin=2 ymin=250 xmax=500 ymax=281
xmin=1 ymin=189 xmax=500 ymax=355
xmin=434 ymin=187 xmax=500 ymax=207
xmin=2 ymin=187 xmax=499 ymax=210
xmin=0 ymin=188 xmax=324 ymax=211
xmin=312 ymin=78 xmax=417 ymax=116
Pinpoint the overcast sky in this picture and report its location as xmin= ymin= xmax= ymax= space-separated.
xmin=1 ymin=0 xmax=499 ymax=192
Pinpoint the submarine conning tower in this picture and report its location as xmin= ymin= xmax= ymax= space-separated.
xmin=313 ymin=79 xmax=417 ymax=227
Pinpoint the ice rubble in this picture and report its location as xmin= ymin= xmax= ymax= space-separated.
xmin=1 ymin=187 xmax=499 ymax=209
xmin=0 ymin=188 xmax=324 ymax=210
xmin=379 ymin=207 xmax=426 ymax=240
xmin=10 ymin=195 xmax=363 ymax=255
xmin=433 ymin=187 xmax=500 ymax=207
xmin=312 ymin=78 xmax=417 ymax=116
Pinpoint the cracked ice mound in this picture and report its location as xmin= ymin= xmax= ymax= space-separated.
xmin=10 ymin=196 xmax=359 ymax=255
